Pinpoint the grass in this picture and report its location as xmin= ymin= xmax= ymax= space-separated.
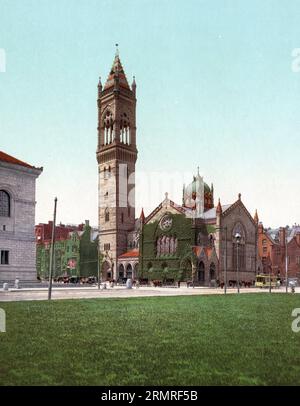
xmin=0 ymin=294 xmax=300 ymax=385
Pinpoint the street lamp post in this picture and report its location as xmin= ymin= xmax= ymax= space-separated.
xmin=215 ymin=226 xmax=228 ymax=295
xmin=235 ymin=232 xmax=241 ymax=294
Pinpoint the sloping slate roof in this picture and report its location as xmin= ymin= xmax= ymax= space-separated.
xmin=287 ymin=226 xmax=300 ymax=243
xmin=118 ymin=249 xmax=139 ymax=259
xmin=200 ymin=204 xmax=232 ymax=220
xmin=104 ymin=54 xmax=130 ymax=90
xmin=0 ymin=150 xmax=35 ymax=169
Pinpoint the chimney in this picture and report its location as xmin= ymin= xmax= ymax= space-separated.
xmin=258 ymin=222 xmax=264 ymax=235
xmin=279 ymin=227 xmax=286 ymax=247
xmin=296 ymin=232 xmax=300 ymax=246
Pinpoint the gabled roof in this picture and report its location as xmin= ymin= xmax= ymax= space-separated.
xmin=118 ymin=249 xmax=139 ymax=259
xmin=221 ymin=197 xmax=257 ymax=226
xmin=144 ymin=197 xmax=187 ymax=224
xmin=287 ymin=226 xmax=300 ymax=243
xmin=0 ymin=150 xmax=39 ymax=169
xmin=193 ymin=246 xmax=214 ymax=260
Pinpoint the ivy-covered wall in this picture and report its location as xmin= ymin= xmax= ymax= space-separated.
xmin=36 ymin=225 xmax=98 ymax=279
xmin=139 ymin=213 xmax=195 ymax=281
xmin=79 ymin=226 xmax=98 ymax=277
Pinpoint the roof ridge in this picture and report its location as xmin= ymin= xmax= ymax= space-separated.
xmin=0 ymin=150 xmax=41 ymax=170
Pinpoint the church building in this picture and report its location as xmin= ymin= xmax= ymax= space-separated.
xmin=139 ymin=174 xmax=258 ymax=286
xmin=97 ymin=51 xmax=258 ymax=285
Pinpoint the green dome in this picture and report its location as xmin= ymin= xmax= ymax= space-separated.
xmin=204 ymin=183 xmax=211 ymax=193
xmin=187 ymin=179 xmax=211 ymax=194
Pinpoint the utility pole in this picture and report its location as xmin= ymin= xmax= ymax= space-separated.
xmin=224 ymin=227 xmax=227 ymax=295
xmin=48 ymin=197 xmax=57 ymax=300
xmin=98 ymin=248 xmax=101 ymax=290
xmin=235 ymin=233 xmax=241 ymax=294
xmin=285 ymin=230 xmax=288 ymax=293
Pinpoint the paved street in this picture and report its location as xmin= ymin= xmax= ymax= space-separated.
xmin=0 ymin=285 xmax=299 ymax=302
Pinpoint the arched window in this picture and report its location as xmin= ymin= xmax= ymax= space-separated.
xmin=209 ymin=263 xmax=216 ymax=281
xmin=120 ymin=113 xmax=130 ymax=144
xmin=103 ymin=111 xmax=114 ymax=145
xmin=198 ymin=261 xmax=205 ymax=282
xmin=0 ymin=190 xmax=10 ymax=217
xmin=232 ymin=223 xmax=246 ymax=271
xmin=105 ymin=208 xmax=109 ymax=222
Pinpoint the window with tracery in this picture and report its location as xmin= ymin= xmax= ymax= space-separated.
xmin=156 ymin=236 xmax=178 ymax=256
xmin=120 ymin=112 xmax=130 ymax=144
xmin=0 ymin=190 xmax=10 ymax=217
xmin=103 ymin=110 xmax=114 ymax=145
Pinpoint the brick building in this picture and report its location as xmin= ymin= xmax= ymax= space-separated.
xmin=0 ymin=150 xmax=42 ymax=282
xmin=258 ymin=222 xmax=300 ymax=279
xmin=35 ymin=220 xmax=98 ymax=279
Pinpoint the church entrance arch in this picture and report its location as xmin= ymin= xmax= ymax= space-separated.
xmin=126 ymin=263 xmax=133 ymax=279
xmin=209 ymin=262 xmax=216 ymax=285
xmin=197 ymin=261 xmax=205 ymax=285
xmin=180 ymin=258 xmax=192 ymax=281
xmin=118 ymin=264 xmax=125 ymax=279
xmin=102 ymin=261 xmax=112 ymax=281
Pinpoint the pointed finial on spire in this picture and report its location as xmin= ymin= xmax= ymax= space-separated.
xmin=216 ymin=198 xmax=222 ymax=215
xmin=132 ymin=75 xmax=136 ymax=94
xmin=254 ymin=209 xmax=259 ymax=225
xmin=197 ymin=166 xmax=200 ymax=176
xmin=115 ymin=43 xmax=119 ymax=57
xmin=98 ymin=76 xmax=102 ymax=93
xmin=140 ymin=208 xmax=145 ymax=224
xmin=165 ymin=192 xmax=169 ymax=200
xmin=238 ymin=193 xmax=241 ymax=201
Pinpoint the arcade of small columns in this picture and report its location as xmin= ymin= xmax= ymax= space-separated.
xmin=118 ymin=260 xmax=139 ymax=280
xmin=103 ymin=111 xmax=131 ymax=145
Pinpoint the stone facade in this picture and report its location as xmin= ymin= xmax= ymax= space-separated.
xmin=139 ymin=185 xmax=258 ymax=286
xmin=0 ymin=151 xmax=42 ymax=282
xmin=97 ymin=51 xmax=138 ymax=280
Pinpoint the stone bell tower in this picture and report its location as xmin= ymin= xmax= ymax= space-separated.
xmin=96 ymin=47 xmax=138 ymax=280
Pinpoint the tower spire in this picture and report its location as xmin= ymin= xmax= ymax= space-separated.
xmin=216 ymin=198 xmax=222 ymax=215
xmin=104 ymin=46 xmax=130 ymax=91
xmin=254 ymin=209 xmax=259 ymax=225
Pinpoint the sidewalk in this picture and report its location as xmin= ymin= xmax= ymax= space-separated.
xmin=1 ymin=285 xmax=297 ymax=302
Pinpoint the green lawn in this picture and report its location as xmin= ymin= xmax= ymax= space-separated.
xmin=0 ymin=294 xmax=300 ymax=385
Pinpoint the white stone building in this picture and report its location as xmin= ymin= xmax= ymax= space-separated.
xmin=0 ymin=151 xmax=42 ymax=282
